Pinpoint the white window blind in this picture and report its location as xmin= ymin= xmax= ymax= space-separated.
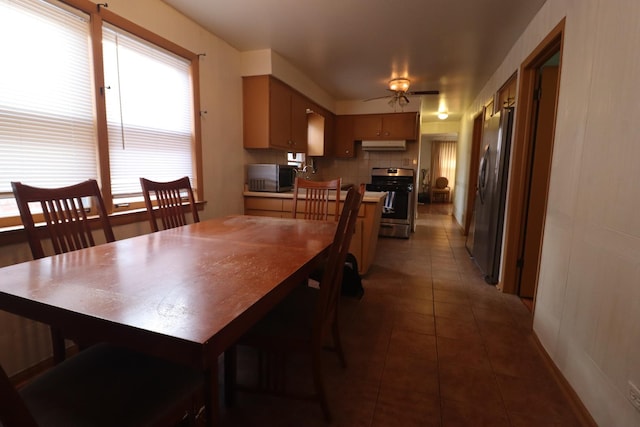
xmin=0 ymin=0 xmax=96 ymax=198
xmin=102 ymin=24 xmax=194 ymax=198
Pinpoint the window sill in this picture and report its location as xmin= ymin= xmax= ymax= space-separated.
xmin=0 ymin=201 xmax=206 ymax=248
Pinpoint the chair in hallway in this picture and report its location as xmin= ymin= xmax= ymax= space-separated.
xmin=0 ymin=343 xmax=203 ymax=427
xmin=140 ymin=176 xmax=199 ymax=232
xmin=292 ymin=176 xmax=342 ymax=221
xmin=11 ymin=179 xmax=116 ymax=363
xmin=229 ymin=186 xmax=363 ymax=423
xmin=430 ymin=176 xmax=451 ymax=203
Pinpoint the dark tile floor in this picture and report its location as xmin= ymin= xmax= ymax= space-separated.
xmin=219 ymin=204 xmax=585 ymax=426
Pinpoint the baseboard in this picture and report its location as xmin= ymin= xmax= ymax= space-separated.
xmin=531 ymin=333 xmax=598 ymax=427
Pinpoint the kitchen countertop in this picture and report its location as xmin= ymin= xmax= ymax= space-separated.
xmin=243 ymin=189 xmax=387 ymax=203
xmin=243 ymin=188 xmax=386 ymax=275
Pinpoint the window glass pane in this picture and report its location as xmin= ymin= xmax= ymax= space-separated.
xmin=103 ymin=24 xmax=194 ymax=198
xmin=0 ymin=0 xmax=96 ymax=217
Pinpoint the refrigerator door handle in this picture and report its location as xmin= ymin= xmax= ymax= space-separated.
xmin=477 ymin=145 xmax=490 ymax=204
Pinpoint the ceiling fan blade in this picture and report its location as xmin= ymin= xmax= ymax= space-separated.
xmin=364 ymin=95 xmax=392 ymax=102
xmin=402 ymin=95 xmax=410 ymax=104
xmin=408 ymin=90 xmax=440 ymax=95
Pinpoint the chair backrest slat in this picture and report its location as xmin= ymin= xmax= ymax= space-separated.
xmin=140 ymin=176 xmax=199 ymax=232
xmin=313 ymin=186 xmax=363 ymax=340
xmin=12 ymin=180 xmax=115 ymax=260
xmin=292 ymin=177 xmax=342 ymax=221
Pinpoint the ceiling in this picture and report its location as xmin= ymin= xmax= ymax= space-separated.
xmin=162 ymin=0 xmax=547 ymax=123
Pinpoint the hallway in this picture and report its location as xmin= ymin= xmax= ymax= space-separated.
xmin=221 ymin=206 xmax=585 ymax=426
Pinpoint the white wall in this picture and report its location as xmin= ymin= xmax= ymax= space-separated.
xmin=455 ymin=0 xmax=640 ymax=425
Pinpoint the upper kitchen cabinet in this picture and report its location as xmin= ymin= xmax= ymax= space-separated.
xmin=243 ymin=75 xmax=308 ymax=152
xmin=307 ymin=102 xmax=333 ymax=157
xmin=333 ymin=115 xmax=355 ymax=158
xmin=352 ymin=112 xmax=419 ymax=141
xmin=498 ymin=72 xmax=517 ymax=108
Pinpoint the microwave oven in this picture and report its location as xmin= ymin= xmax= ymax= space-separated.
xmin=247 ymin=164 xmax=297 ymax=192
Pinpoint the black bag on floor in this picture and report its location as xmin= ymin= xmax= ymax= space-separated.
xmin=341 ymin=253 xmax=364 ymax=299
xmin=309 ymin=253 xmax=364 ymax=299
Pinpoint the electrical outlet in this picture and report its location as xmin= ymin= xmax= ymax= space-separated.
xmin=629 ymin=381 xmax=640 ymax=412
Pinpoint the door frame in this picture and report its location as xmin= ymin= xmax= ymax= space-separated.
xmin=500 ymin=18 xmax=565 ymax=296
xmin=463 ymin=111 xmax=484 ymax=235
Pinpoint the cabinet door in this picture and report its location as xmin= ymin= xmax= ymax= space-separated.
xmin=381 ymin=113 xmax=418 ymax=139
xmin=269 ymin=78 xmax=293 ymax=150
xmin=498 ymin=72 xmax=517 ymax=108
xmin=290 ymin=90 xmax=308 ymax=152
xmin=242 ymin=75 xmax=270 ymax=149
xmin=334 ymin=115 xmax=355 ymax=157
xmin=352 ymin=114 xmax=382 ymax=139
xmin=307 ymin=103 xmax=331 ymax=157
xmin=323 ymin=112 xmax=335 ymax=157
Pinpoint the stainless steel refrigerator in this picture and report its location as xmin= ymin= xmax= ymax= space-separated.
xmin=466 ymin=107 xmax=514 ymax=284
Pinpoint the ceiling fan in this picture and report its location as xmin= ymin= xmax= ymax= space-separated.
xmin=365 ymin=77 xmax=439 ymax=108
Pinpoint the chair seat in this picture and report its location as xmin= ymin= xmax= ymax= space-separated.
xmin=18 ymin=344 xmax=203 ymax=427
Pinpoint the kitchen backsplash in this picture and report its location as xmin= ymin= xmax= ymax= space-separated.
xmin=243 ymin=141 xmax=419 ymax=187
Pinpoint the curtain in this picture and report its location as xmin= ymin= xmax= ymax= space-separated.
xmin=431 ymin=140 xmax=457 ymax=194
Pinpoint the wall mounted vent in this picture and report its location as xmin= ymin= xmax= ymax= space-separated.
xmin=361 ymin=140 xmax=407 ymax=151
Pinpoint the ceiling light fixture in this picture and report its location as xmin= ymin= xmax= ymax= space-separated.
xmin=389 ymin=77 xmax=410 ymax=92
xmin=438 ymin=111 xmax=449 ymax=120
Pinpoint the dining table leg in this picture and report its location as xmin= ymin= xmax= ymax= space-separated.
xmin=204 ymin=367 xmax=219 ymax=427
xmin=223 ymin=346 xmax=237 ymax=407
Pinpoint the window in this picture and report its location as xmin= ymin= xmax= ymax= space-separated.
xmin=0 ymin=0 xmax=96 ymax=218
xmin=0 ymin=0 xmax=201 ymax=223
xmin=430 ymin=140 xmax=457 ymax=193
xmin=103 ymin=24 xmax=195 ymax=201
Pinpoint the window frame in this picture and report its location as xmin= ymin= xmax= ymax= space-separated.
xmin=88 ymin=1 xmax=203 ymax=212
xmin=1 ymin=0 xmax=202 ymax=225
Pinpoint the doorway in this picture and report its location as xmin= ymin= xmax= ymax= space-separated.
xmin=463 ymin=112 xmax=484 ymax=236
xmin=501 ymin=19 xmax=565 ymax=306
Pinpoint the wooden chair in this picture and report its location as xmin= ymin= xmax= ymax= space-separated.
xmin=140 ymin=176 xmax=199 ymax=232
xmin=11 ymin=179 xmax=115 ymax=364
xmin=230 ymin=186 xmax=363 ymax=422
xmin=292 ymin=176 xmax=342 ymax=221
xmin=430 ymin=176 xmax=451 ymax=203
xmin=11 ymin=180 xmax=115 ymax=260
xmin=0 ymin=343 xmax=203 ymax=427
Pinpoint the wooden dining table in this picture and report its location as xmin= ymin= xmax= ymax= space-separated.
xmin=0 ymin=215 xmax=337 ymax=426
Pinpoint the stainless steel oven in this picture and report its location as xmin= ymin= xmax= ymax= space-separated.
xmin=366 ymin=167 xmax=415 ymax=238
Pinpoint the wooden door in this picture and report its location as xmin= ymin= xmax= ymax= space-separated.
xmin=518 ymin=65 xmax=559 ymax=298
xmin=501 ymin=19 xmax=564 ymax=297
xmin=464 ymin=112 xmax=484 ymax=236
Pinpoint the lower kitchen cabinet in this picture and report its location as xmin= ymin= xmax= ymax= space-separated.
xmin=243 ymin=191 xmax=385 ymax=275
